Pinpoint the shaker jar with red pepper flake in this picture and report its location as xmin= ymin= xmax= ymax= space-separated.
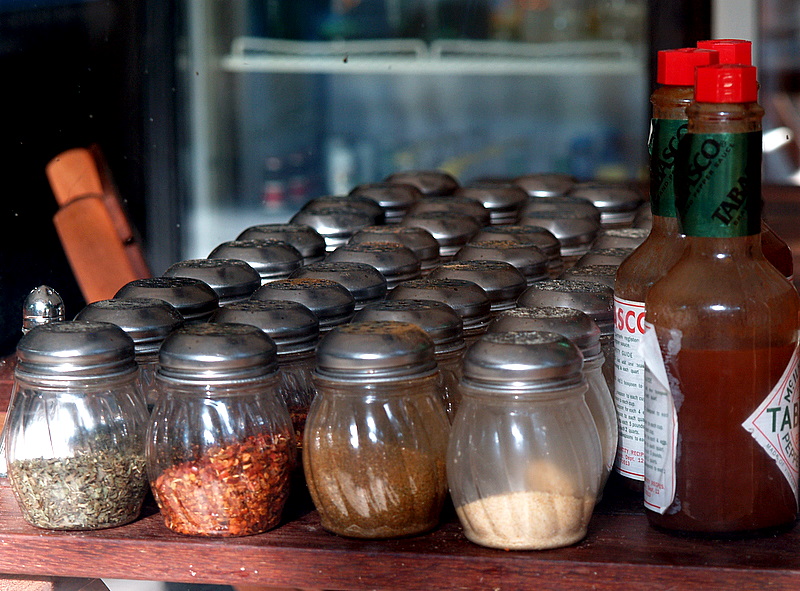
xmin=147 ymin=323 xmax=295 ymax=537
xmin=304 ymin=321 xmax=450 ymax=538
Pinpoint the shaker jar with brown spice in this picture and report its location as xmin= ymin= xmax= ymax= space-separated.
xmin=304 ymin=321 xmax=450 ymax=539
xmin=147 ymin=323 xmax=295 ymax=537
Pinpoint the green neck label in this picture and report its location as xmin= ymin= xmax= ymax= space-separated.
xmin=649 ymin=118 xmax=687 ymax=218
xmin=676 ymin=131 xmax=761 ymax=237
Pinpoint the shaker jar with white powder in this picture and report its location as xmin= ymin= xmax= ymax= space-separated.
xmin=448 ymin=330 xmax=602 ymax=550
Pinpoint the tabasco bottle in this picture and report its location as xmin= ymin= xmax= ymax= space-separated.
xmin=697 ymin=38 xmax=795 ymax=282
xmin=642 ymin=63 xmax=800 ymax=535
xmin=612 ymin=48 xmax=718 ymax=490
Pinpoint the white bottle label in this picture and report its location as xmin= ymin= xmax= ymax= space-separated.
xmin=641 ymin=322 xmax=678 ymax=514
xmin=613 ymin=295 xmax=647 ymax=481
xmin=742 ymin=345 xmax=800 ymax=504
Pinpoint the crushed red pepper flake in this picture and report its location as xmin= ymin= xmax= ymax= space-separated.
xmin=152 ymin=431 xmax=293 ymax=536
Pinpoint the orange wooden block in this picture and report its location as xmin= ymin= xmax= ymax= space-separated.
xmin=53 ymin=195 xmax=143 ymax=303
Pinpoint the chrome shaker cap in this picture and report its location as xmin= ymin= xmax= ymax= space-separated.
xmin=16 ymin=320 xmax=136 ymax=381
xmin=455 ymin=182 xmax=527 ymax=225
xmin=513 ymin=173 xmax=577 ymax=198
xmin=407 ymin=196 xmax=491 ymax=227
xmin=517 ymin=279 xmax=613 ymax=335
xmin=400 ymin=211 xmax=481 ymax=258
xmin=157 ymin=323 xmax=278 ymax=384
xmin=289 ymin=261 xmax=387 ymax=310
xmin=210 ymin=299 xmax=319 ymax=356
xmin=349 ymin=225 xmax=440 ymax=272
xmin=384 ymin=169 xmax=459 ymax=196
xmin=592 ymin=228 xmax=649 ymax=250
xmin=455 ymin=240 xmax=548 ymax=285
xmin=428 ymin=260 xmax=526 ymax=312
xmin=163 ymin=258 xmax=261 ymax=305
xmin=236 ymin=223 xmax=326 ymax=264
xmin=521 ymin=195 xmax=602 ymax=224
xmin=325 ymin=241 xmax=421 ymax=288
xmin=575 ymin=247 xmax=634 ymax=268
xmin=567 ymin=182 xmax=643 ymax=227
xmin=559 ymin=264 xmax=618 ymax=290
xmin=301 ymin=195 xmax=386 ymax=225
xmin=22 ymin=285 xmax=65 ymax=334
xmin=462 ymin=330 xmax=584 ymax=390
xmin=389 ymin=278 xmax=491 ymax=336
xmin=289 ymin=207 xmax=374 ymax=252
xmin=114 ymin=277 xmax=219 ymax=323
xmin=207 ymin=239 xmax=303 ymax=282
xmin=489 ymin=306 xmax=601 ymax=359
xmin=354 ymin=299 xmax=465 ymax=356
xmin=252 ymin=277 xmax=355 ymax=332
xmin=315 ymin=320 xmax=437 ymax=382
xmin=518 ymin=210 xmax=601 ymax=256
xmin=74 ymin=297 xmax=184 ymax=355
xmin=349 ymin=182 xmax=422 ymax=222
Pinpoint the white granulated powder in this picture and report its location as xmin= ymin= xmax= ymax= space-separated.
xmin=455 ymin=490 xmax=594 ymax=550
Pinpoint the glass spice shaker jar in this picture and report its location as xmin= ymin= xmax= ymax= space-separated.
xmin=148 ymin=323 xmax=295 ymax=537
xmin=209 ymin=300 xmax=319 ymax=453
xmin=304 ymin=320 xmax=450 ymax=538
xmin=349 ymin=225 xmax=441 ymax=275
xmin=428 ymin=260 xmax=527 ymax=318
xmin=163 ymin=258 xmax=261 ymax=306
xmin=5 ymin=321 xmax=149 ymax=530
xmin=448 ymin=330 xmax=601 ymax=550
xmin=354 ymin=299 xmax=466 ymax=421
xmin=290 ymin=261 xmax=387 ymax=311
xmin=237 ymin=223 xmax=327 ymax=265
xmin=488 ymin=307 xmax=618 ymax=490
xmin=251 ymin=277 xmax=355 ymax=334
xmin=389 ymin=278 xmax=492 ymax=345
xmin=207 ymin=239 xmax=303 ymax=284
xmin=74 ymin=298 xmax=184 ymax=410
xmin=114 ymin=277 xmax=220 ymax=323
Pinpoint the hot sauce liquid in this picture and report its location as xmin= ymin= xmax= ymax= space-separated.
xmin=647 ymin=343 xmax=797 ymax=533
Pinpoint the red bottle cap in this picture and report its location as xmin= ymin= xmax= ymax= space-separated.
xmin=657 ymin=48 xmax=719 ymax=86
xmin=697 ymin=39 xmax=753 ymax=65
xmin=694 ymin=64 xmax=759 ymax=103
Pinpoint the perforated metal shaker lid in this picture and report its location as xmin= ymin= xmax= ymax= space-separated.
xmin=399 ymin=211 xmax=481 ymax=256
xmin=236 ymin=223 xmax=327 ymax=264
xmin=592 ymin=228 xmax=650 ymax=250
xmin=455 ymin=182 xmax=527 ymax=216
xmin=575 ymin=248 xmax=634 ymax=268
xmin=301 ymin=195 xmax=386 ymax=225
xmin=518 ymin=210 xmax=601 ymax=253
xmin=157 ymin=322 xmax=278 ymax=384
xmin=209 ymin=299 xmax=319 ymax=356
xmin=22 ymin=285 xmax=65 ymax=334
xmin=454 ymin=240 xmax=548 ymax=285
xmin=289 ymin=207 xmax=374 ymax=252
xmin=114 ymin=277 xmax=220 ymax=322
xmin=407 ymin=196 xmax=491 ymax=227
xmin=325 ymin=241 xmax=421 ymax=287
xmin=16 ymin=320 xmax=137 ymax=380
xmin=462 ymin=330 xmax=584 ymax=389
xmin=74 ymin=298 xmax=184 ymax=355
xmin=513 ymin=173 xmax=577 ymax=198
xmin=559 ymin=264 xmax=618 ymax=290
xmin=384 ymin=170 xmax=459 ymax=196
xmin=349 ymin=225 xmax=440 ymax=270
xmin=354 ymin=299 xmax=464 ymax=356
xmin=428 ymin=260 xmax=526 ymax=311
xmin=251 ymin=278 xmax=355 ymax=332
xmin=163 ymin=258 xmax=261 ymax=304
xmin=315 ymin=320 xmax=437 ymax=382
xmin=516 ymin=279 xmax=613 ymax=335
xmin=289 ymin=261 xmax=387 ymax=309
xmin=489 ymin=306 xmax=601 ymax=359
xmin=388 ymin=278 xmax=492 ymax=335
xmin=207 ymin=239 xmax=303 ymax=281
xmin=349 ymin=182 xmax=422 ymax=220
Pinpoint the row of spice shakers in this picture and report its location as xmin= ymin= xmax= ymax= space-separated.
xmin=613 ymin=39 xmax=800 ymax=536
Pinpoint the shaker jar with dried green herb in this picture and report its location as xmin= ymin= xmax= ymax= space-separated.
xmin=5 ymin=320 xmax=150 ymax=530
xmin=147 ymin=323 xmax=295 ymax=537
xmin=304 ymin=321 xmax=450 ymax=539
